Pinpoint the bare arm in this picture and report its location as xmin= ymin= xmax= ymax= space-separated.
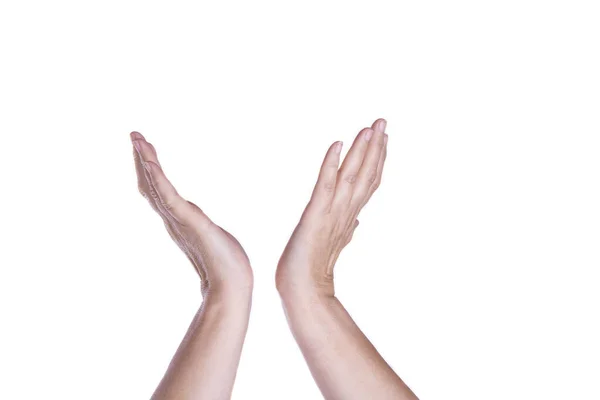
xmin=150 ymin=293 xmax=251 ymax=400
xmin=131 ymin=132 xmax=253 ymax=400
xmin=276 ymin=119 xmax=417 ymax=400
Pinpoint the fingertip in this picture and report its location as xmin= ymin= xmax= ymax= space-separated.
xmin=335 ymin=141 xmax=343 ymax=154
xmin=130 ymin=131 xmax=144 ymax=141
xmin=364 ymin=128 xmax=374 ymax=142
xmin=372 ymin=118 xmax=387 ymax=132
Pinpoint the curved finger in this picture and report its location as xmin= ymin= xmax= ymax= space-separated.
xmin=147 ymin=142 xmax=161 ymax=167
xmin=143 ymin=160 xmax=194 ymax=224
xmin=371 ymin=118 xmax=387 ymax=133
xmin=132 ymin=136 xmax=174 ymax=221
xmin=130 ymin=132 xmax=207 ymax=279
xmin=308 ymin=141 xmax=343 ymax=213
xmin=131 ymin=132 xmax=161 ymax=212
xmin=133 ymin=138 xmax=183 ymax=216
xmin=133 ymin=137 xmax=160 ymax=166
xmin=352 ymin=128 xmax=385 ymax=206
xmin=364 ymin=133 xmax=388 ymax=205
xmin=333 ymin=127 xmax=374 ymax=205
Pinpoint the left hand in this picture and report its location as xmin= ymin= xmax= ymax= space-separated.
xmin=276 ymin=119 xmax=388 ymax=298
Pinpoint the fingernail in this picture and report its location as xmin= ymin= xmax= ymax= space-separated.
xmin=365 ymin=129 xmax=374 ymax=141
xmin=335 ymin=141 xmax=343 ymax=154
xmin=378 ymin=119 xmax=387 ymax=132
xmin=384 ymin=134 xmax=389 ymax=145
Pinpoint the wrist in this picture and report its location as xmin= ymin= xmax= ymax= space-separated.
xmin=276 ymin=272 xmax=334 ymax=300
xmin=203 ymin=268 xmax=253 ymax=298
xmin=277 ymin=281 xmax=336 ymax=307
xmin=203 ymin=282 xmax=253 ymax=308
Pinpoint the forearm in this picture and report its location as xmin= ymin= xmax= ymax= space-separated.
xmin=279 ymin=290 xmax=417 ymax=400
xmin=151 ymin=290 xmax=252 ymax=400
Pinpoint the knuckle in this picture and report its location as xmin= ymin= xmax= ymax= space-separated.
xmin=323 ymin=180 xmax=336 ymax=192
xmin=344 ymin=174 xmax=357 ymax=184
xmin=325 ymin=160 xmax=339 ymax=169
xmin=366 ymin=169 xmax=378 ymax=184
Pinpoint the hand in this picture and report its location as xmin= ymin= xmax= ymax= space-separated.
xmin=276 ymin=119 xmax=388 ymax=298
xmin=131 ymin=132 xmax=253 ymax=298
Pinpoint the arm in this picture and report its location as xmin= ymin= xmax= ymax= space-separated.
xmin=131 ymin=132 xmax=253 ymax=400
xmin=275 ymin=119 xmax=418 ymax=400
xmin=151 ymin=293 xmax=251 ymax=400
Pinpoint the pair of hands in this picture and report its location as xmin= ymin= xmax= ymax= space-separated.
xmin=131 ymin=118 xmax=388 ymax=300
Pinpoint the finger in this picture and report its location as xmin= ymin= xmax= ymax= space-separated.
xmin=133 ymin=147 xmax=170 ymax=221
xmin=135 ymin=140 xmax=178 ymax=213
xmin=364 ymin=133 xmax=388 ymax=205
xmin=131 ymin=131 xmax=145 ymax=141
xmin=133 ymin=136 xmax=161 ymax=166
xmin=142 ymin=160 xmax=194 ymax=224
xmin=368 ymin=120 xmax=387 ymax=198
xmin=352 ymin=127 xmax=386 ymax=205
xmin=371 ymin=118 xmax=387 ymax=133
xmin=145 ymin=142 xmax=163 ymax=168
xmin=133 ymin=135 xmax=211 ymax=228
xmin=131 ymin=132 xmax=160 ymax=212
xmin=333 ymin=127 xmax=374 ymax=204
xmin=308 ymin=141 xmax=343 ymax=212
xmin=132 ymin=134 xmax=185 ymax=217
xmin=130 ymin=133 xmax=206 ymax=279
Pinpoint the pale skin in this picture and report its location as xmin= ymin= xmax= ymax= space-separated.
xmin=276 ymin=118 xmax=418 ymax=400
xmin=131 ymin=132 xmax=253 ymax=400
xmin=132 ymin=119 xmax=416 ymax=399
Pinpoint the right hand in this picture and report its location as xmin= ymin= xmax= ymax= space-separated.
xmin=131 ymin=132 xmax=253 ymax=297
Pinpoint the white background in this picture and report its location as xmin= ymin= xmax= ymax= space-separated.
xmin=0 ymin=1 xmax=599 ymax=399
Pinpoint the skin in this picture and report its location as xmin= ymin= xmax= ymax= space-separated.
xmin=131 ymin=121 xmax=416 ymax=399
xmin=131 ymin=132 xmax=253 ymax=400
xmin=276 ymin=119 xmax=418 ymax=400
